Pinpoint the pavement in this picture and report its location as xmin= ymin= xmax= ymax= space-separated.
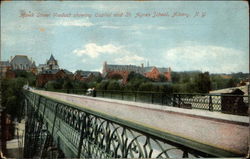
xmin=32 ymin=90 xmax=249 ymax=156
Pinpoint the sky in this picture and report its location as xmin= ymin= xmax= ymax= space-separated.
xmin=1 ymin=1 xmax=249 ymax=74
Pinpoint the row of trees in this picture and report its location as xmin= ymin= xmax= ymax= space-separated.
xmin=42 ymin=71 xmax=246 ymax=94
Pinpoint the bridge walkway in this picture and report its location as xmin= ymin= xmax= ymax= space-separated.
xmin=31 ymin=89 xmax=249 ymax=156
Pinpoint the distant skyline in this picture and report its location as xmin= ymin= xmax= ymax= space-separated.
xmin=1 ymin=1 xmax=249 ymax=73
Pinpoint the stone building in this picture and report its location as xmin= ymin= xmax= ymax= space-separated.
xmin=0 ymin=55 xmax=37 ymax=78
xmin=102 ymin=61 xmax=171 ymax=83
xmin=37 ymin=54 xmax=59 ymax=73
xmin=10 ymin=55 xmax=37 ymax=73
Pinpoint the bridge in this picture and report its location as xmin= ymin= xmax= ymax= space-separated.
xmin=22 ymin=89 xmax=249 ymax=158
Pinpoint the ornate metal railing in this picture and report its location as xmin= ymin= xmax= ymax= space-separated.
xmin=23 ymin=90 xmax=242 ymax=158
xmin=44 ymin=89 xmax=249 ymax=116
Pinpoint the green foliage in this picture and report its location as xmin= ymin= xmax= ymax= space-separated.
xmin=107 ymin=81 xmax=121 ymax=90
xmin=158 ymin=74 xmax=167 ymax=82
xmin=127 ymin=71 xmax=151 ymax=82
xmin=158 ymin=84 xmax=173 ymax=94
xmin=96 ymin=81 xmax=109 ymax=90
xmin=109 ymin=74 xmax=123 ymax=80
xmin=44 ymin=81 xmax=58 ymax=90
xmin=193 ymin=72 xmax=211 ymax=93
xmin=138 ymin=82 xmax=159 ymax=92
xmin=171 ymin=72 xmax=181 ymax=83
xmin=226 ymin=77 xmax=240 ymax=88
xmin=14 ymin=70 xmax=36 ymax=86
xmin=63 ymin=80 xmax=73 ymax=90
xmin=1 ymin=77 xmax=26 ymax=120
xmin=87 ymin=82 xmax=98 ymax=89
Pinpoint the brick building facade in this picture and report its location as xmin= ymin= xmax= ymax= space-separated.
xmin=74 ymin=70 xmax=101 ymax=82
xmin=36 ymin=69 xmax=73 ymax=87
xmin=102 ymin=61 xmax=171 ymax=83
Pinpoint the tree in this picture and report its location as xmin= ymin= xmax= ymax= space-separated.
xmin=158 ymin=74 xmax=167 ymax=82
xmin=109 ymin=73 xmax=123 ymax=80
xmin=159 ymin=84 xmax=173 ymax=94
xmin=1 ymin=77 xmax=26 ymax=120
xmin=171 ymin=72 xmax=180 ymax=83
xmin=226 ymin=77 xmax=239 ymax=88
xmin=96 ymin=81 xmax=109 ymax=90
xmin=193 ymin=72 xmax=211 ymax=93
xmin=63 ymin=80 xmax=73 ymax=90
xmin=107 ymin=81 xmax=121 ymax=90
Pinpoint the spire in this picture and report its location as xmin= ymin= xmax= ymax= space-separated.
xmin=49 ymin=54 xmax=55 ymax=61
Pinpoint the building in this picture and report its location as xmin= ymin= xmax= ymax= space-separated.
xmin=0 ymin=55 xmax=37 ymax=78
xmin=0 ymin=61 xmax=11 ymax=78
xmin=37 ymin=54 xmax=59 ymax=73
xmin=10 ymin=55 xmax=37 ymax=74
xmin=36 ymin=69 xmax=73 ymax=87
xmin=102 ymin=61 xmax=171 ymax=83
xmin=74 ymin=70 xmax=101 ymax=82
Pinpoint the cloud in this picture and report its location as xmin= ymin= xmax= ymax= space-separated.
xmin=114 ymin=55 xmax=145 ymax=64
xmin=72 ymin=43 xmax=146 ymax=65
xmin=164 ymin=45 xmax=248 ymax=73
xmin=73 ymin=43 xmax=122 ymax=58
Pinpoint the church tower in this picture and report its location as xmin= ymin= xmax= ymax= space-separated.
xmin=46 ymin=54 xmax=59 ymax=70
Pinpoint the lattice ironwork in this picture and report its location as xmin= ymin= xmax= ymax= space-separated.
xmin=23 ymin=90 xmax=243 ymax=158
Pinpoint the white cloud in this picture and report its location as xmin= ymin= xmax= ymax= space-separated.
xmin=164 ymin=45 xmax=248 ymax=73
xmin=73 ymin=43 xmax=122 ymax=58
xmin=72 ymin=43 xmax=146 ymax=65
xmin=114 ymin=55 xmax=145 ymax=64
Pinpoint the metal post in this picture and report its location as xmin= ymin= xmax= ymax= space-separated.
xmin=51 ymin=104 xmax=59 ymax=136
xmin=173 ymin=94 xmax=176 ymax=107
xmin=209 ymin=95 xmax=213 ymax=111
xmin=77 ymin=115 xmax=86 ymax=158
xmin=135 ymin=92 xmax=137 ymax=102
xmin=151 ymin=93 xmax=154 ymax=104
xmin=178 ymin=94 xmax=181 ymax=107
xmin=161 ymin=93 xmax=164 ymax=105
xmin=121 ymin=92 xmax=124 ymax=100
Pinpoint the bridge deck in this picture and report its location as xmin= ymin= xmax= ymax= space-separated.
xmin=32 ymin=90 xmax=249 ymax=156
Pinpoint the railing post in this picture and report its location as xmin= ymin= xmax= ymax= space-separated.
xmin=134 ymin=92 xmax=137 ymax=102
xmin=121 ymin=92 xmax=124 ymax=100
xmin=173 ymin=94 xmax=176 ymax=107
xmin=77 ymin=115 xmax=86 ymax=158
xmin=178 ymin=94 xmax=181 ymax=107
xmin=161 ymin=93 xmax=164 ymax=105
xmin=151 ymin=93 xmax=154 ymax=104
xmin=209 ymin=95 xmax=213 ymax=111
xmin=51 ymin=103 xmax=59 ymax=136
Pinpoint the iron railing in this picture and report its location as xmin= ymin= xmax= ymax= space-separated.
xmin=23 ymin=90 xmax=242 ymax=158
xmin=44 ymin=89 xmax=249 ymax=116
